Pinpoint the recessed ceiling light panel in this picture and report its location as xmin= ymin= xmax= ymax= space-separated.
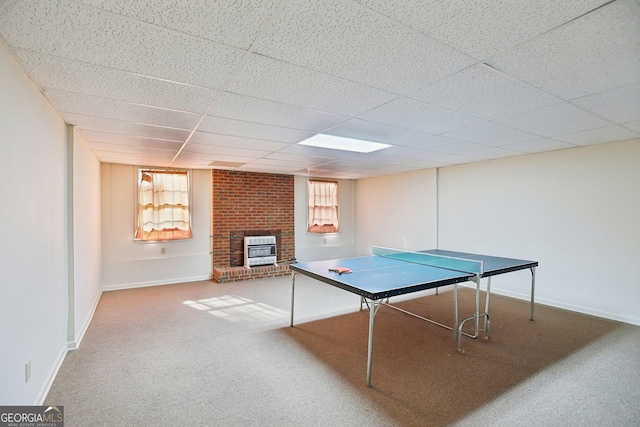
xmin=298 ymin=134 xmax=392 ymax=153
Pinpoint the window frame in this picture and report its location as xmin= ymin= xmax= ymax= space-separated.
xmin=134 ymin=167 xmax=193 ymax=242
xmin=307 ymin=178 xmax=340 ymax=235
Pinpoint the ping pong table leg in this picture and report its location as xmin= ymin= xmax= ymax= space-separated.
xmin=366 ymin=299 xmax=375 ymax=387
xmin=456 ymin=276 xmax=491 ymax=354
xmin=454 ymin=284 xmax=458 ymax=333
xmin=474 ymin=277 xmax=480 ymax=337
xmin=290 ymin=272 xmax=297 ymax=327
xmin=530 ymin=267 xmax=536 ymax=321
xmin=365 ymin=298 xmax=383 ymax=387
xmin=454 ymin=283 xmax=460 ymax=351
xmin=484 ymin=276 xmax=492 ymax=330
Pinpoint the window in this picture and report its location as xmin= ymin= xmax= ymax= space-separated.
xmin=135 ymin=169 xmax=192 ymax=241
xmin=308 ymin=179 xmax=339 ymax=233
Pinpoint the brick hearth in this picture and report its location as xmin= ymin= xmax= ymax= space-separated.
xmin=213 ymin=264 xmax=292 ymax=283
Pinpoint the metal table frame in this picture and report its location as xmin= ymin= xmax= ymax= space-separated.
xmin=289 ymin=254 xmax=537 ymax=387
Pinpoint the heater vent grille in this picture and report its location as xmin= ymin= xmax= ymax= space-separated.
xmin=244 ymin=236 xmax=277 ymax=267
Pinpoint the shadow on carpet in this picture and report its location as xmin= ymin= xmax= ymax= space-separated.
xmin=281 ymin=288 xmax=622 ymax=427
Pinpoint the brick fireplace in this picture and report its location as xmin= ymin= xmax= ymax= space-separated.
xmin=211 ymin=170 xmax=295 ymax=283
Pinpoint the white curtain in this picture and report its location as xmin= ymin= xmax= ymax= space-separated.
xmin=308 ymin=180 xmax=339 ymax=233
xmin=136 ymin=170 xmax=192 ymax=241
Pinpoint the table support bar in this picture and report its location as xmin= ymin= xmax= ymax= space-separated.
xmin=382 ymin=302 xmax=481 ymax=340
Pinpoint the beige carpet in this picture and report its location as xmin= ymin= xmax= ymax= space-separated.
xmin=45 ymin=276 xmax=640 ymax=426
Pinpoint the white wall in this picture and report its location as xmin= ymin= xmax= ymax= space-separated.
xmin=294 ymin=176 xmax=357 ymax=261
xmin=0 ymin=43 xmax=68 ymax=404
xmin=71 ymin=128 xmax=102 ymax=348
xmin=353 ymin=141 xmax=639 ymax=325
xmin=101 ymin=164 xmax=212 ymax=290
xmin=355 ymin=169 xmax=438 ymax=255
xmin=101 ymin=171 xmax=353 ymax=282
xmin=438 ymin=139 xmax=640 ymax=325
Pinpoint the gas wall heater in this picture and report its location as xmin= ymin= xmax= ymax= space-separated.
xmin=244 ymin=235 xmax=277 ymax=268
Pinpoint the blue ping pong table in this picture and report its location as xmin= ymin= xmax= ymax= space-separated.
xmin=289 ymin=247 xmax=538 ymax=387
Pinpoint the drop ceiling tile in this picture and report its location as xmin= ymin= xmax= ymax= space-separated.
xmin=181 ymin=142 xmax=270 ymax=159
xmin=208 ymin=161 xmax=248 ymax=168
xmin=44 ymin=89 xmax=201 ymax=129
xmin=338 ymin=170 xmax=381 ymax=179
xmin=340 ymin=159 xmax=423 ymax=176
xmin=411 ymin=64 xmax=560 ymax=120
xmin=214 ymin=92 xmax=347 ymax=132
xmin=188 ymin=131 xmax=290 ymax=152
xmin=14 ymin=49 xmax=218 ymax=113
xmin=422 ymin=152 xmax=481 ymax=166
xmin=92 ymin=150 xmax=175 ymax=165
xmin=238 ymin=163 xmax=302 ymax=174
xmin=458 ymin=145 xmax=524 ymax=160
xmin=324 ymin=118 xmax=485 ymax=156
xmin=355 ymin=0 xmax=610 ymax=60
xmin=402 ymin=158 xmax=451 ymax=169
xmin=255 ymin=0 xmax=474 ymax=95
xmin=250 ymin=158 xmax=325 ymax=170
xmin=227 ymin=54 xmax=397 ymax=117
xmin=358 ymin=98 xmax=484 ymax=134
xmin=623 ymin=120 xmax=640 ymax=133
xmin=90 ymin=156 xmax=152 ymax=166
xmin=264 ymin=152 xmax=336 ymax=167
xmin=180 ymin=152 xmax=257 ymax=165
xmin=496 ymin=102 xmax=613 ymax=137
xmin=178 ymin=150 xmax=261 ymax=163
xmin=488 ymin=0 xmax=640 ymax=100
xmin=332 ymin=119 xmax=525 ymax=158
xmin=363 ymin=146 xmax=440 ymax=162
xmin=316 ymin=159 xmax=387 ymax=172
xmin=77 ymin=0 xmax=280 ymax=50
xmin=570 ymin=83 xmax=640 ymax=124
xmin=65 ymin=114 xmax=191 ymax=141
xmin=390 ymin=134 xmax=482 ymax=154
xmin=441 ymin=121 xmax=541 ymax=146
xmin=82 ymin=130 xmax=184 ymax=150
xmin=278 ymin=142 xmax=353 ymax=160
xmin=552 ymin=125 xmax=640 ymax=146
xmin=198 ymin=116 xmax=313 ymax=143
xmin=501 ymin=138 xmax=576 ymax=154
xmin=381 ymin=161 xmax=446 ymax=172
xmin=334 ymin=170 xmax=380 ymax=179
xmin=361 ymin=166 xmax=402 ymax=175
xmin=88 ymin=141 xmax=177 ymax=157
xmin=0 ymin=0 xmax=243 ymax=88
xmin=354 ymin=154 xmax=413 ymax=166
xmin=170 ymin=159 xmax=217 ymax=169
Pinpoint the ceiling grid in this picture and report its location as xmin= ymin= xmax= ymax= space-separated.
xmin=0 ymin=0 xmax=637 ymax=178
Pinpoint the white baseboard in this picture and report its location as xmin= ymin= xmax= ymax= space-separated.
xmin=407 ymin=283 xmax=640 ymax=327
xmin=477 ymin=285 xmax=640 ymax=327
xmin=35 ymin=345 xmax=67 ymax=406
xmin=102 ymin=275 xmax=213 ymax=292
xmin=68 ymin=290 xmax=103 ymax=350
